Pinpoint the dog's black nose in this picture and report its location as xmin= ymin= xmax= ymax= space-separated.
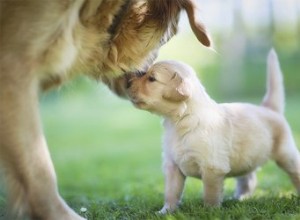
xmin=125 ymin=73 xmax=133 ymax=89
xmin=126 ymin=79 xmax=132 ymax=89
xmin=136 ymin=70 xmax=146 ymax=77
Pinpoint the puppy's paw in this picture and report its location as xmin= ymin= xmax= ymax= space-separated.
xmin=156 ymin=204 xmax=177 ymax=215
xmin=156 ymin=209 xmax=169 ymax=215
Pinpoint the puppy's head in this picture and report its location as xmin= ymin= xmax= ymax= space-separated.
xmin=128 ymin=61 xmax=196 ymax=116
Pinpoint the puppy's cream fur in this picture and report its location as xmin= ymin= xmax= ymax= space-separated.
xmin=128 ymin=50 xmax=300 ymax=214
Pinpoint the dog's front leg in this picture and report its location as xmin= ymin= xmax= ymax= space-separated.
xmin=0 ymin=62 xmax=84 ymax=219
xmin=202 ymin=169 xmax=224 ymax=206
xmin=158 ymin=159 xmax=186 ymax=214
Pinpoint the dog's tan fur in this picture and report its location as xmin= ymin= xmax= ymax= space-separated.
xmin=128 ymin=50 xmax=300 ymax=214
xmin=0 ymin=0 xmax=210 ymax=219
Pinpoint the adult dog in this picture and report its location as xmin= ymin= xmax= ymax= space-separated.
xmin=0 ymin=0 xmax=210 ymax=219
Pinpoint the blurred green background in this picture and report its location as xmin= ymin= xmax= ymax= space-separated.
xmin=39 ymin=0 xmax=300 ymax=207
xmin=3 ymin=0 xmax=300 ymax=218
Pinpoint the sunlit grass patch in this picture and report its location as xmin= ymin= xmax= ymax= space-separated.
xmin=36 ymin=84 xmax=300 ymax=219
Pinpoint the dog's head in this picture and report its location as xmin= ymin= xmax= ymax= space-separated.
xmin=100 ymin=0 xmax=210 ymax=97
xmin=127 ymin=60 xmax=198 ymax=116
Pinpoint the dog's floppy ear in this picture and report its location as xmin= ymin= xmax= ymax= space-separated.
xmin=162 ymin=73 xmax=191 ymax=102
xmin=182 ymin=0 xmax=211 ymax=47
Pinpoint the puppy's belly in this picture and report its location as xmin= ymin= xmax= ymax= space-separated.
xmin=226 ymin=169 xmax=256 ymax=178
xmin=227 ymin=150 xmax=270 ymax=177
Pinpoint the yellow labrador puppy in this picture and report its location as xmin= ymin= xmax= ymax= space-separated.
xmin=128 ymin=49 xmax=300 ymax=214
xmin=0 ymin=0 xmax=210 ymax=219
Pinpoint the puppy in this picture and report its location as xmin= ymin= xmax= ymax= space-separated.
xmin=128 ymin=49 xmax=300 ymax=214
xmin=0 ymin=0 xmax=210 ymax=219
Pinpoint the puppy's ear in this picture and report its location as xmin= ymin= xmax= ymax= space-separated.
xmin=182 ymin=0 xmax=211 ymax=47
xmin=163 ymin=73 xmax=191 ymax=102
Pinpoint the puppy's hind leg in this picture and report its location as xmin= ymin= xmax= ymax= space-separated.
xmin=274 ymin=131 xmax=300 ymax=194
xmin=234 ymin=171 xmax=257 ymax=200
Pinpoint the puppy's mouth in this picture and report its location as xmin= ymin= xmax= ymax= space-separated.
xmin=126 ymin=70 xmax=147 ymax=108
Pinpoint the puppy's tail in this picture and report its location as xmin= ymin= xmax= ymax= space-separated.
xmin=261 ymin=49 xmax=285 ymax=114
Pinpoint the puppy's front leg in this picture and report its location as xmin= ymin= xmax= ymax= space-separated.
xmin=159 ymin=159 xmax=186 ymax=214
xmin=202 ymin=170 xmax=224 ymax=206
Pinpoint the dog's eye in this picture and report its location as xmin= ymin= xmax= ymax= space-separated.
xmin=148 ymin=76 xmax=156 ymax=82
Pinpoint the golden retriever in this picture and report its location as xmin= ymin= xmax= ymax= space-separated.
xmin=0 ymin=0 xmax=210 ymax=219
xmin=127 ymin=50 xmax=300 ymax=214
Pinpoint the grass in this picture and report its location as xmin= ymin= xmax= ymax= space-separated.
xmin=1 ymin=32 xmax=300 ymax=219
xmin=37 ymin=83 xmax=300 ymax=220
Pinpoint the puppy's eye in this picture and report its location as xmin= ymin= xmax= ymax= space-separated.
xmin=148 ymin=76 xmax=156 ymax=82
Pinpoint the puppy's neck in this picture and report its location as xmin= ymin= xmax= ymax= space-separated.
xmin=163 ymin=86 xmax=220 ymax=135
xmin=164 ymin=102 xmax=189 ymax=122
